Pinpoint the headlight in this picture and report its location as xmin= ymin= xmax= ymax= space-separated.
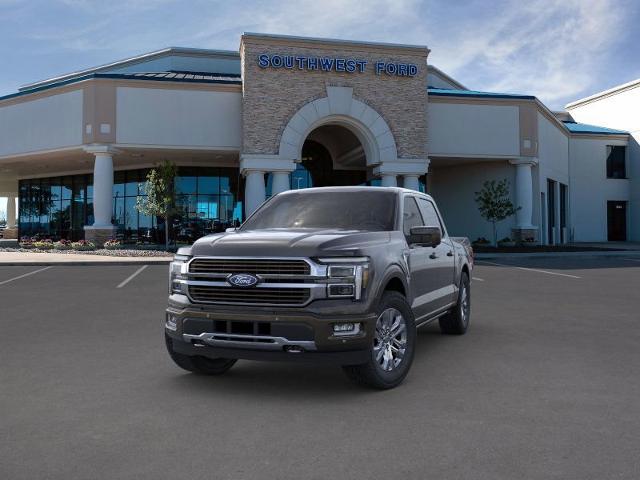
xmin=169 ymin=253 xmax=190 ymax=294
xmin=319 ymin=257 xmax=370 ymax=300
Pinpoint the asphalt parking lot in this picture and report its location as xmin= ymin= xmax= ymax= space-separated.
xmin=1 ymin=257 xmax=640 ymax=479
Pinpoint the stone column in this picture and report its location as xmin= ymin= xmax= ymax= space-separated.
xmin=84 ymin=145 xmax=117 ymax=245
xmin=240 ymin=154 xmax=295 ymax=217
xmin=244 ymin=170 xmax=266 ymax=216
xmin=380 ymin=174 xmax=397 ymax=187
xmin=271 ymin=171 xmax=290 ymax=195
xmin=6 ymin=196 xmax=16 ymax=228
xmin=2 ymin=195 xmax=18 ymax=240
xmin=509 ymin=158 xmax=538 ymax=242
xmin=402 ymin=174 xmax=420 ymax=191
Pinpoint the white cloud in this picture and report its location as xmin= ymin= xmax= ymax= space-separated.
xmin=426 ymin=0 xmax=631 ymax=108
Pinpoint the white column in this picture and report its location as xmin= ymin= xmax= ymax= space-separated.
xmin=244 ymin=170 xmax=266 ymax=216
xmin=6 ymin=195 xmax=16 ymax=228
xmin=271 ymin=171 xmax=290 ymax=195
xmin=380 ymin=174 xmax=397 ymax=187
xmin=92 ymin=152 xmax=115 ymax=227
xmin=510 ymin=158 xmax=537 ymax=228
xmin=402 ymin=175 xmax=420 ymax=191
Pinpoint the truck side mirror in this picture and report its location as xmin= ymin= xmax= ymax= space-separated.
xmin=409 ymin=225 xmax=442 ymax=247
xmin=225 ymin=227 xmax=237 ymax=233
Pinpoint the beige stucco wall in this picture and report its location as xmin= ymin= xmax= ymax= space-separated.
xmin=240 ymin=35 xmax=429 ymax=160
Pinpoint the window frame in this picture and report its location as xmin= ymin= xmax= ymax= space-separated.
xmin=606 ymin=145 xmax=627 ymax=179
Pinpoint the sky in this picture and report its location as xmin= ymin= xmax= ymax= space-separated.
xmin=1 ymin=0 xmax=639 ymax=214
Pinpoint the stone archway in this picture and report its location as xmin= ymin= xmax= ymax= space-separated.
xmin=278 ymin=86 xmax=398 ymax=166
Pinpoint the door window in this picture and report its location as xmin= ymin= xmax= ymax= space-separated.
xmin=403 ymin=197 xmax=424 ymax=236
xmin=416 ymin=198 xmax=444 ymax=232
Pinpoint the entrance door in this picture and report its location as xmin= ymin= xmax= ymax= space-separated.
xmin=607 ymin=201 xmax=627 ymax=241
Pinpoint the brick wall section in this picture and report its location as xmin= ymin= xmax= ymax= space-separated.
xmin=241 ymin=36 xmax=429 ymax=160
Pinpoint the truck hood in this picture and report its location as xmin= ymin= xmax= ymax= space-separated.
xmin=189 ymin=229 xmax=391 ymax=258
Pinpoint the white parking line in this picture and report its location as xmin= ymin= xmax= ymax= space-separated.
xmin=477 ymin=260 xmax=581 ymax=279
xmin=0 ymin=266 xmax=52 ymax=286
xmin=117 ymin=265 xmax=148 ymax=289
xmin=472 ymin=277 xmax=485 ymax=282
xmin=624 ymin=258 xmax=640 ymax=263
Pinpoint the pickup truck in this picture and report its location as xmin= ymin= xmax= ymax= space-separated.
xmin=165 ymin=187 xmax=473 ymax=389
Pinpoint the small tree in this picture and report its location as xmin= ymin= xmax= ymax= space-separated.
xmin=474 ymin=179 xmax=519 ymax=246
xmin=136 ymin=160 xmax=178 ymax=250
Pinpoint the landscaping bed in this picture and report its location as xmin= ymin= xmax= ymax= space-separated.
xmin=0 ymin=247 xmax=172 ymax=257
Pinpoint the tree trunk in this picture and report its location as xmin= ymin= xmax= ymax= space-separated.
xmin=164 ymin=216 xmax=169 ymax=251
xmin=492 ymin=221 xmax=497 ymax=246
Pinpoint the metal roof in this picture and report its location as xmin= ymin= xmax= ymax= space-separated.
xmin=562 ymin=121 xmax=628 ymax=135
xmin=427 ymin=87 xmax=535 ymax=100
xmin=0 ymin=71 xmax=241 ymax=103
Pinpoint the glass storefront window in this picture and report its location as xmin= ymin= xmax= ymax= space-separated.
xmin=18 ymin=167 xmax=242 ymax=244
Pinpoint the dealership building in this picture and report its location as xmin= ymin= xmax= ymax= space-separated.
xmin=0 ymin=33 xmax=637 ymax=245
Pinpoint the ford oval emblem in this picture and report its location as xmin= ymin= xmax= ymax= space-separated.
xmin=227 ymin=273 xmax=260 ymax=288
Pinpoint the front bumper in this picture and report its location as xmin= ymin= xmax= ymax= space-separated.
xmin=165 ymin=303 xmax=376 ymax=364
xmin=167 ymin=334 xmax=369 ymax=365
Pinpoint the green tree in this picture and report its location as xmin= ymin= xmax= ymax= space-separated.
xmin=474 ymin=179 xmax=519 ymax=246
xmin=136 ymin=160 xmax=178 ymax=250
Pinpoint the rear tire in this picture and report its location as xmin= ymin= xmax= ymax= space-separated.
xmin=165 ymin=334 xmax=237 ymax=375
xmin=342 ymin=291 xmax=416 ymax=389
xmin=439 ymin=272 xmax=471 ymax=335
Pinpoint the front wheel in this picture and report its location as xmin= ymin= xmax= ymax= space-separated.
xmin=342 ymin=291 xmax=416 ymax=389
xmin=165 ymin=334 xmax=237 ymax=375
xmin=439 ymin=272 xmax=471 ymax=335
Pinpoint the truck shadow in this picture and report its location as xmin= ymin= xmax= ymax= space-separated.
xmin=163 ymin=323 xmax=458 ymax=398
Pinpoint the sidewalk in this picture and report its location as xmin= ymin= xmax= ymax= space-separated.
xmin=476 ymin=250 xmax=640 ymax=260
xmin=0 ymin=251 xmax=172 ymax=266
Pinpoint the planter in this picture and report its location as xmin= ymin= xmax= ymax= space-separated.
xmin=497 ymin=241 xmax=516 ymax=248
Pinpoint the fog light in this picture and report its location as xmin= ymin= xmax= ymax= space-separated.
xmin=332 ymin=322 xmax=361 ymax=336
xmin=334 ymin=323 xmax=355 ymax=333
xmin=165 ymin=313 xmax=178 ymax=331
xmin=328 ymin=284 xmax=354 ymax=297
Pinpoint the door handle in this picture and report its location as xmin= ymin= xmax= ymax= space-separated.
xmin=447 ymin=250 xmax=454 ymax=257
xmin=429 ymin=252 xmax=437 ymax=259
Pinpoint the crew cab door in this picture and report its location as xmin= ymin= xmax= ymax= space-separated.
xmin=402 ymin=196 xmax=440 ymax=320
xmin=415 ymin=197 xmax=457 ymax=313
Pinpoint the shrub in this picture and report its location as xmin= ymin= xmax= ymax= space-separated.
xmin=33 ymin=239 xmax=54 ymax=250
xmin=19 ymin=236 xmax=34 ymax=249
xmin=498 ymin=237 xmax=512 ymax=244
xmin=103 ymin=239 xmax=122 ymax=250
xmin=71 ymin=240 xmax=96 ymax=251
xmin=472 ymin=237 xmax=490 ymax=245
xmin=53 ymin=239 xmax=73 ymax=250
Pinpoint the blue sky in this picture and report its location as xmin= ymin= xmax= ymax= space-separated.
xmin=1 ymin=0 xmax=639 ymax=217
xmin=1 ymin=0 xmax=639 ymax=108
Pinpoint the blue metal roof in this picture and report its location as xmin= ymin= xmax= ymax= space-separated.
xmin=427 ymin=87 xmax=535 ymax=100
xmin=562 ymin=121 xmax=628 ymax=135
xmin=0 ymin=71 xmax=242 ymax=102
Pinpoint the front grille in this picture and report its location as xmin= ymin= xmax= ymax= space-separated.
xmin=189 ymin=258 xmax=310 ymax=276
xmin=188 ymin=286 xmax=311 ymax=306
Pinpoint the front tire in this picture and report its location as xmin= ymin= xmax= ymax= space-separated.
xmin=342 ymin=291 xmax=416 ymax=389
xmin=439 ymin=272 xmax=471 ymax=335
xmin=165 ymin=334 xmax=237 ymax=375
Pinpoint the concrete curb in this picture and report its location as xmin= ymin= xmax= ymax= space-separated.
xmin=475 ymin=250 xmax=640 ymax=260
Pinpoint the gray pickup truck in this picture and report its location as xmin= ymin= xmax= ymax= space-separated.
xmin=165 ymin=187 xmax=473 ymax=389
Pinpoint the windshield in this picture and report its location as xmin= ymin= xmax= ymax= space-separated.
xmin=241 ymin=190 xmax=397 ymax=231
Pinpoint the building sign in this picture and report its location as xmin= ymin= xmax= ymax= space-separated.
xmin=257 ymin=53 xmax=418 ymax=77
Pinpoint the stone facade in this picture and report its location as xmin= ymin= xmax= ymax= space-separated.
xmin=240 ymin=34 xmax=429 ymax=161
xmin=84 ymin=227 xmax=116 ymax=247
